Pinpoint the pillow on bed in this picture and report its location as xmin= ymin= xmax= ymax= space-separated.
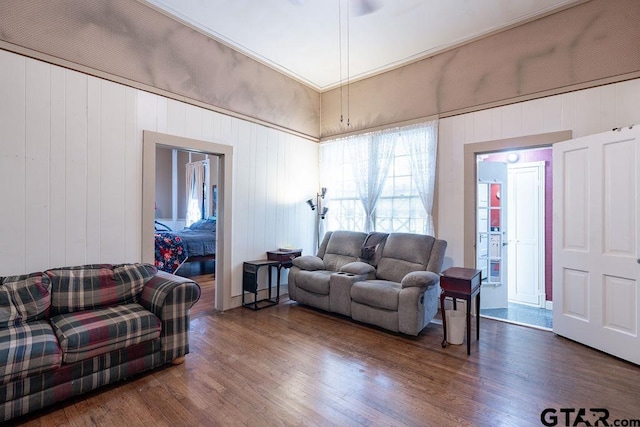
xmin=188 ymin=218 xmax=217 ymax=231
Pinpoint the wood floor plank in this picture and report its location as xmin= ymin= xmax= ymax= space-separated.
xmin=11 ymin=276 xmax=640 ymax=426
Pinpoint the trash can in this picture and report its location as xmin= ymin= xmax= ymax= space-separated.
xmin=445 ymin=309 xmax=466 ymax=345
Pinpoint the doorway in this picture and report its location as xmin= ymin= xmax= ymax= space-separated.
xmin=142 ymin=131 xmax=234 ymax=311
xmin=475 ymin=147 xmax=554 ymax=329
xmin=155 ymin=146 xmax=219 ymax=277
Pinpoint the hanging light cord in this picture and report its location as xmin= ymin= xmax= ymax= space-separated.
xmin=346 ymin=0 xmax=350 ymax=126
xmin=339 ymin=0 xmax=343 ymax=124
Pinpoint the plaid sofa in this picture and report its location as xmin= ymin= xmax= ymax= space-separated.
xmin=0 ymin=263 xmax=201 ymax=422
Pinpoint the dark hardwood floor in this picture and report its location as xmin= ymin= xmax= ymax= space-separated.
xmin=12 ymin=275 xmax=640 ymax=426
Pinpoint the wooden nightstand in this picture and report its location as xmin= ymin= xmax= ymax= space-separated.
xmin=440 ymin=267 xmax=482 ymax=355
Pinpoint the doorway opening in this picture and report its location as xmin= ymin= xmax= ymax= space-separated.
xmin=476 ymin=147 xmax=553 ymax=330
xmin=154 ymin=146 xmax=219 ymax=277
xmin=142 ymin=131 xmax=234 ymax=311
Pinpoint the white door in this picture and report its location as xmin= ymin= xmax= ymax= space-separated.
xmin=553 ymin=126 xmax=640 ymax=365
xmin=507 ymin=162 xmax=545 ymax=307
xmin=477 ymin=161 xmax=508 ymax=309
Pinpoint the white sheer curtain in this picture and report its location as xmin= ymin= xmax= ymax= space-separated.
xmin=401 ymin=120 xmax=439 ymax=235
xmin=348 ymin=131 xmax=396 ymax=232
xmin=185 ymin=160 xmax=208 ymax=227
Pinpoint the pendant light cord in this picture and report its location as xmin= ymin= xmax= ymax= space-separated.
xmin=339 ymin=0 xmax=343 ymax=124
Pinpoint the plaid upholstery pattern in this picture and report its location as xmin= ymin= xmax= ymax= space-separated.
xmin=0 ymin=340 xmax=160 ymax=422
xmin=47 ymin=263 xmax=156 ymax=315
xmin=50 ymin=303 xmax=161 ymax=364
xmin=140 ymin=271 xmax=201 ymax=363
xmin=0 ymin=266 xmax=198 ymax=422
xmin=0 ymin=273 xmax=51 ymax=327
xmin=0 ymin=321 xmax=62 ymax=385
xmin=0 ymin=288 xmax=20 ymax=327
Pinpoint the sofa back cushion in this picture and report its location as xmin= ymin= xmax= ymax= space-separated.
xmin=376 ymin=233 xmax=436 ymax=283
xmin=0 ymin=273 xmax=51 ymax=327
xmin=47 ymin=263 xmax=157 ymax=316
xmin=322 ymin=231 xmax=368 ymax=271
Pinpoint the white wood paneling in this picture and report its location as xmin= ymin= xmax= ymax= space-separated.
xmin=25 ymin=59 xmax=51 ymax=272
xmin=49 ymin=65 xmax=67 ymax=269
xmin=86 ymin=76 xmax=102 ymax=263
xmin=100 ymin=81 xmax=127 ymax=263
xmin=522 ymin=98 xmax=545 ymax=136
xmin=0 ymin=50 xmax=318 ymax=292
xmin=0 ymin=51 xmax=27 ymax=273
xmin=124 ymin=87 xmax=140 ymax=262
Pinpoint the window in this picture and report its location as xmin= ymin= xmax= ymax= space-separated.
xmin=320 ymin=120 xmax=438 ymax=235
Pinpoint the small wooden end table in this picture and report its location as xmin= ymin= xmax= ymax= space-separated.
xmin=242 ymin=257 xmax=297 ymax=310
xmin=440 ymin=267 xmax=482 ymax=355
xmin=242 ymin=260 xmax=281 ymax=310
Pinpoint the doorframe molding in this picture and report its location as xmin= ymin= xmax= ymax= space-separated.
xmin=463 ymin=130 xmax=572 ymax=268
xmin=142 ymin=130 xmax=234 ymax=311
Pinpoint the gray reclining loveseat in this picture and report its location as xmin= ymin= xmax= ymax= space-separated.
xmin=288 ymin=230 xmax=447 ymax=336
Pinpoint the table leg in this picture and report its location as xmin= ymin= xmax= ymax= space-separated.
xmin=476 ymin=292 xmax=480 ymax=341
xmin=466 ymin=296 xmax=471 ymax=356
xmin=276 ymin=265 xmax=282 ymax=303
xmin=440 ymin=289 xmax=447 ymax=348
xmin=267 ymin=265 xmax=273 ymax=301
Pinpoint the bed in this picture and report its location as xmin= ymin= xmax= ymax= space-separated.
xmin=154 ymin=218 xmax=216 ymax=273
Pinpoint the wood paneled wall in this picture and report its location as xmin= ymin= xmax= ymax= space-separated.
xmin=0 ymin=50 xmax=318 ymax=301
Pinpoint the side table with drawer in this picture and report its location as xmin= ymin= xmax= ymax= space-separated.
xmin=439 ymin=267 xmax=482 ymax=355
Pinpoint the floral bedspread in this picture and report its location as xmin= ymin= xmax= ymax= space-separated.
xmin=154 ymin=233 xmax=187 ymax=273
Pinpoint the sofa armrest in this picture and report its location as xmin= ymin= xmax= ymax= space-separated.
xmin=340 ymin=261 xmax=375 ymax=275
xmin=292 ymin=255 xmax=325 ymax=271
xmin=140 ymin=271 xmax=201 ymax=363
xmin=401 ymin=271 xmax=440 ymax=289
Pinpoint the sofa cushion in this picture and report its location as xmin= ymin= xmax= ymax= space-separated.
xmin=47 ymin=263 xmax=157 ymax=315
xmin=50 ymin=303 xmax=161 ymax=364
xmin=351 ymin=280 xmax=401 ymax=311
xmin=0 ymin=273 xmax=51 ymax=327
xmin=295 ymin=270 xmax=333 ymax=295
xmin=340 ymin=262 xmax=375 ymax=275
xmin=322 ymin=231 xmax=368 ymax=271
xmin=0 ymin=321 xmax=62 ymax=385
xmin=376 ymin=233 xmax=435 ymax=283
xmin=292 ymin=256 xmax=325 ymax=271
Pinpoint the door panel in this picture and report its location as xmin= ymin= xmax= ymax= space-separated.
xmin=507 ymin=162 xmax=545 ymax=306
xmin=553 ymin=126 xmax=640 ymax=365
xmin=477 ymin=161 xmax=508 ymax=309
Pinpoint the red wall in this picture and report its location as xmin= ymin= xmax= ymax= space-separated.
xmin=483 ymin=148 xmax=553 ymax=302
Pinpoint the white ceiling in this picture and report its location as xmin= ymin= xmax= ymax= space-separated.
xmin=143 ymin=0 xmax=584 ymax=91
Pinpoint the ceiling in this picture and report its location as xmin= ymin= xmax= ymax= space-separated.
xmin=143 ymin=0 xmax=584 ymax=92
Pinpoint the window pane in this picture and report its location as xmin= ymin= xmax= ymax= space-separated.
xmin=320 ymin=124 xmax=434 ymax=235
